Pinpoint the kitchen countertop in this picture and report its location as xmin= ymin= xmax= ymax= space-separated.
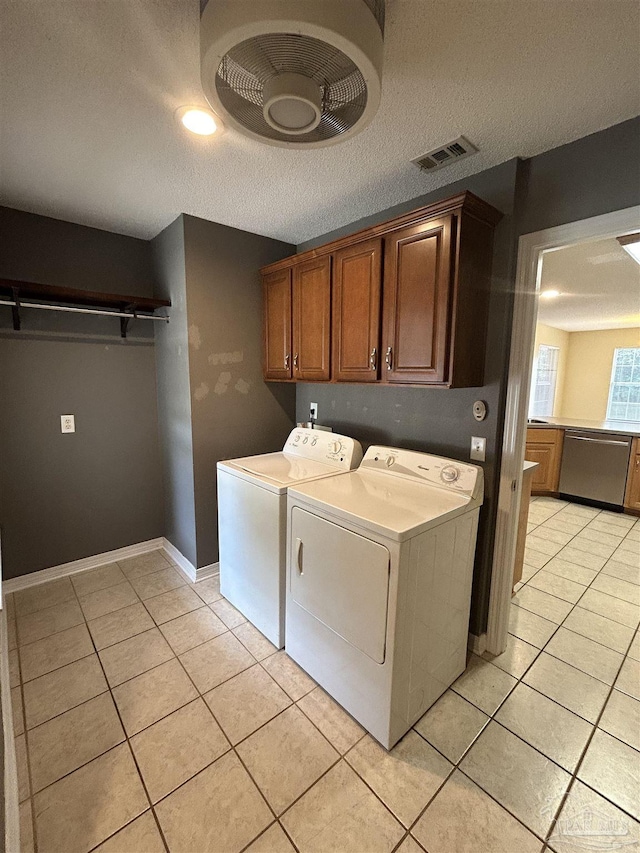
xmin=527 ymin=416 xmax=640 ymax=438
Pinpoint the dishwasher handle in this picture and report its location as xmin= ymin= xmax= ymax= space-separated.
xmin=565 ymin=435 xmax=630 ymax=447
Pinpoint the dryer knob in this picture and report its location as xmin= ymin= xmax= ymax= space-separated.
xmin=441 ymin=465 xmax=459 ymax=483
xmin=330 ymin=440 xmax=343 ymax=453
xmin=386 ymin=455 xmax=396 ymax=467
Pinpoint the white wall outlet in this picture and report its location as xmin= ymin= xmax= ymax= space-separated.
xmin=310 ymin=402 xmax=318 ymax=420
xmin=61 ymin=414 xmax=75 ymax=434
xmin=470 ymin=436 xmax=486 ymax=462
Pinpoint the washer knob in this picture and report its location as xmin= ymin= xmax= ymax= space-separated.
xmin=441 ymin=465 xmax=459 ymax=483
xmin=330 ymin=440 xmax=342 ymax=453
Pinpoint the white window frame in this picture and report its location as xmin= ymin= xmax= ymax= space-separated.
xmin=529 ymin=344 xmax=560 ymax=418
xmin=606 ymin=347 xmax=640 ymax=421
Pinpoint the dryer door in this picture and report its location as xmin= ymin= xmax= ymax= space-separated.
xmin=290 ymin=507 xmax=390 ymax=663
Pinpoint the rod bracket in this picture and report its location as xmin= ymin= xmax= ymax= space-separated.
xmin=120 ymin=304 xmax=137 ymax=338
xmin=11 ymin=287 xmax=20 ymax=331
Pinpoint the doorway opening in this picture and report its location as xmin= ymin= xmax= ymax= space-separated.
xmin=486 ymin=206 xmax=640 ymax=655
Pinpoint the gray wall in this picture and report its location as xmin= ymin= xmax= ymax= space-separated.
xmin=0 ymin=207 xmax=164 ymax=579
xmin=517 ymin=116 xmax=640 ymax=236
xmin=183 ymin=215 xmax=296 ymax=568
xmin=152 ymin=216 xmax=198 ymax=567
xmin=297 ymin=160 xmax=522 ymax=636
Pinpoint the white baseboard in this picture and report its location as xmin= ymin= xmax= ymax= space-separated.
xmin=195 ymin=562 xmax=219 ymax=582
xmin=468 ymin=631 xmax=487 ymax=656
xmin=1 ymin=538 xmax=219 ymax=596
xmin=1 ymin=609 xmax=20 ymax=853
xmin=161 ymin=538 xmax=219 ymax=583
xmin=2 ymin=538 xmax=164 ymax=594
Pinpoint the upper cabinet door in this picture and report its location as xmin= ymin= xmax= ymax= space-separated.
xmin=293 ymin=256 xmax=331 ymax=381
xmin=262 ymin=267 xmax=292 ymax=380
xmin=382 ymin=215 xmax=455 ymax=384
xmin=332 ymin=239 xmax=382 ymax=382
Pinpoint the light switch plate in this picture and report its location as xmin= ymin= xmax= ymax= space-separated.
xmin=470 ymin=436 xmax=486 ymax=462
xmin=310 ymin=402 xmax=318 ymax=420
xmin=61 ymin=414 xmax=75 ymax=433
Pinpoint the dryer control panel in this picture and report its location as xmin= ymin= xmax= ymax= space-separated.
xmin=284 ymin=428 xmax=363 ymax=469
xmin=360 ymin=446 xmax=483 ymax=499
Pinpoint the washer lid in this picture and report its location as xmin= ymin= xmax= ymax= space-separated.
xmin=218 ymin=452 xmax=340 ymax=493
xmin=287 ymin=467 xmax=479 ymax=541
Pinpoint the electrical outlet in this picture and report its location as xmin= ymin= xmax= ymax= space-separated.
xmin=310 ymin=402 xmax=318 ymax=420
xmin=61 ymin=414 xmax=75 ymax=434
xmin=470 ymin=436 xmax=486 ymax=462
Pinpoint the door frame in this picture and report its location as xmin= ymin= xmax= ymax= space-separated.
xmin=485 ymin=204 xmax=640 ymax=656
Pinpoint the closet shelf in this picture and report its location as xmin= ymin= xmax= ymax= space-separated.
xmin=0 ymin=278 xmax=170 ymax=338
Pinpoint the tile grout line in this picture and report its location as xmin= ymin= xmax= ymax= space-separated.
xmin=454 ymin=501 xmax=640 ymax=842
xmin=11 ymin=518 xmax=639 ymax=852
xmin=407 ymin=500 xmax=638 ymax=846
xmin=542 ymin=621 xmax=640 ymax=847
xmin=68 ymin=575 xmax=173 ymax=853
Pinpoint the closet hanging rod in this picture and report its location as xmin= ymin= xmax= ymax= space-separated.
xmin=0 ymin=299 xmax=169 ymax=338
xmin=0 ymin=299 xmax=169 ymax=322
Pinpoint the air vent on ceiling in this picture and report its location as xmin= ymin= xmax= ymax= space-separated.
xmin=412 ymin=136 xmax=478 ymax=173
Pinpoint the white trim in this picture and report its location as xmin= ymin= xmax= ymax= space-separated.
xmin=468 ymin=631 xmax=487 ymax=655
xmin=161 ymin=539 xmax=219 ymax=583
xmin=486 ymin=205 xmax=640 ymax=656
xmin=1 ymin=608 xmax=20 ymax=853
xmin=2 ymin=538 xmax=164 ymax=594
xmin=161 ymin=538 xmax=196 ymax=583
xmin=195 ymin=562 xmax=220 ymax=582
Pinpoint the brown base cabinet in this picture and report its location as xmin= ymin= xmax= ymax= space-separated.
xmin=624 ymin=437 xmax=640 ymax=513
xmin=261 ymin=191 xmax=502 ymax=388
xmin=525 ymin=428 xmax=564 ymax=494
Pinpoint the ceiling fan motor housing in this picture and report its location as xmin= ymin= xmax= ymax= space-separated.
xmin=200 ymin=0 xmax=384 ymax=148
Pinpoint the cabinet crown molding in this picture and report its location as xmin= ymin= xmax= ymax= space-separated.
xmin=260 ymin=190 xmax=503 ymax=275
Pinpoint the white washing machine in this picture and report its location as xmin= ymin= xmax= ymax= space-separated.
xmin=285 ymin=445 xmax=484 ymax=749
xmin=217 ymin=428 xmax=362 ymax=648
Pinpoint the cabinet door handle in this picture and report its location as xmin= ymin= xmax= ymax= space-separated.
xmin=296 ymin=538 xmax=303 ymax=575
xmin=293 ymin=353 xmax=299 ymax=369
xmin=385 ymin=346 xmax=393 ymax=370
xmin=284 ymin=353 xmax=290 ymax=369
xmin=369 ymin=347 xmax=377 ymax=370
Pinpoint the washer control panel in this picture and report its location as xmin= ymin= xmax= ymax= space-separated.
xmin=284 ymin=428 xmax=363 ymax=469
xmin=360 ymin=446 xmax=482 ymax=498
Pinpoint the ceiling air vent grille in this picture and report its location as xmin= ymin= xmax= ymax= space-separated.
xmin=412 ymin=136 xmax=478 ymax=173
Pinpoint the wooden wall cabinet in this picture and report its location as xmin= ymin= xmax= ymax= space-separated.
xmin=624 ymin=437 xmax=640 ymax=513
xmin=293 ymin=256 xmax=331 ymax=381
xmin=261 ymin=191 xmax=501 ymax=387
xmin=382 ymin=216 xmax=453 ymax=384
xmin=525 ymin=428 xmax=564 ymax=494
xmin=262 ymin=268 xmax=292 ymax=381
xmin=262 ymin=257 xmax=332 ymax=383
xmin=332 ymin=239 xmax=382 ymax=382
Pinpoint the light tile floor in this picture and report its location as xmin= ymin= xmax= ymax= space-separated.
xmin=7 ymin=502 xmax=640 ymax=853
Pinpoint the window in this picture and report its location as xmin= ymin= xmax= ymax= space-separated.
xmin=607 ymin=347 xmax=640 ymax=422
xmin=529 ymin=344 xmax=559 ymax=417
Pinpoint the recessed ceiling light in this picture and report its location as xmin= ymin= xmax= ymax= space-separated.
xmin=178 ymin=107 xmax=219 ymax=136
xmin=540 ymin=289 xmax=560 ymax=300
xmin=617 ymin=232 xmax=640 ymax=265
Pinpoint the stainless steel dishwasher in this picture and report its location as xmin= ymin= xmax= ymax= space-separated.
xmin=559 ymin=430 xmax=632 ymax=507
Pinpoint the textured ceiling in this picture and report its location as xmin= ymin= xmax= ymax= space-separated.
xmin=539 ymin=237 xmax=640 ymax=332
xmin=0 ymin=0 xmax=639 ymax=244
